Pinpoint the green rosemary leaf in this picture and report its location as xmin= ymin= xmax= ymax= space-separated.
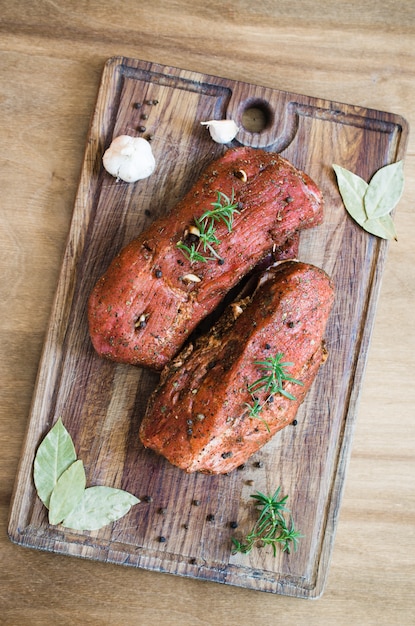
xmin=62 ymin=486 xmax=140 ymax=531
xmin=231 ymin=488 xmax=302 ymax=556
xmin=48 ymin=459 xmax=86 ymax=525
xmin=176 ymin=240 xmax=208 ymax=264
xmin=364 ymin=160 xmax=404 ymax=219
xmin=34 ymin=417 xmax=77 ymax=509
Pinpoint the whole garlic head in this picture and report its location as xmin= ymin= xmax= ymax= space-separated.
xmin=200 ymin=119 xmax=239 ymax=144
xmin=102 ymin=135 xmax=156 ymax=183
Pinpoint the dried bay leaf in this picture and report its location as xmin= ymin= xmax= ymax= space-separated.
xmin=332 ymin=164 xmax=368 ymax=225
xmin=48 ymin=459 xmax=86 ymax=525
xmin=62 ymin=486 xmax=140 ymax=531
xmin=364 ymin=160 xmax=404 ymax=219
xmin=33 ymin=419 xmax=140 ymax=531
xmin=34 ymin=417 xmax=77 ymax=508
xmin=333 ymin=161 xmax=404 ymax=240
xmin=362 ymin=215 xmax=398 ymax=241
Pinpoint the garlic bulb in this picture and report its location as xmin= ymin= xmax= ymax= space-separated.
xmin=103 ymin=135 xmax=156 ymax=183
xmin=200 ymin=119 xmax=239 ymax=144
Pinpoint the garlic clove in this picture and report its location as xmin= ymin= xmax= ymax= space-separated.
xmin=200 ymin=119 xmax=239 ymax=144
xmin=103 ymin=135 xmax=156 ymax=183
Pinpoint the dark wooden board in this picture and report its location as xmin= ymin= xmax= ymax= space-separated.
xmin=8 ymin=56 xmax=408 ymax=598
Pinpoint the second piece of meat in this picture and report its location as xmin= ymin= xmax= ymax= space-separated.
xmin=139 ymin=260 xmax=335 ymax=473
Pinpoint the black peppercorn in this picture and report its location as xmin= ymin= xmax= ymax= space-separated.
xmin=221 ymin=451 xmax=233 ymax=459
xmin=229 ymin=521 xmax=238 ymax=529
xmin=254 ymin=461 xmax=264 ymax=468
xmin=133 ymin=102 xmax=142 ymax=109
xmin=143 ymin=495 xmax=153 ymax=502
xmin=159 ymin=535 xmax=166 ymax=543
xmin=292 ymin=419 xmax=298 ymax=426
xmin=192 ymin=499 xmax=201 ymax=506
xmin=155 ymin=269 xmax=162 ymax=278
xmin=137 ymin=125 xmax=146 ymax=132
xmin=206 ymin=514 xmax=215 ymax=522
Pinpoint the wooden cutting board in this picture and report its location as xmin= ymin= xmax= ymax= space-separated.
xmin=8 ymin=56 xmax=408 ymax=598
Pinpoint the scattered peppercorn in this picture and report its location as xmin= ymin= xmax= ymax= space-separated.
xmin=221 ymin=451 xmax=233 ymax=459
xmin=206 ymin=514 xmax=215 ymax=522
xmin=292 ymin=419 xmax=298 ymax=426
xmin=159 ymin=536 xmax=166 ymax=543
xmin=254 ymin=461 xmax=264 ymax=468
xmin=217 ymin=258 xmax=225 ymax=265
xmin=265 ymin=343 xmax=271 ymax=350
xmin=155 ymin=269 xmax=162 ymax=278
xmin=141 ymin=114 xmax=148 ymax=120
xmin=143 ymin=495 xmax=153 ymax=502
xmin=145 ymin=209 xmax=152 ymax=217
xmin=229 ymin=521 xmax=238 ymax=529
xmin=133 ymin=102 xmax=142 ymax=109
xmin=192 ymin=499 xmax=201 ymax=506
xmin=237 ymin=463 xmax=246 ymax=471
xmin=189 ymin=557 xmax=197 ymax=565
xmin=137 ymin=125 xmax=146 ymax=132
xmin=158 ymin=507 xmax=167 ymax=515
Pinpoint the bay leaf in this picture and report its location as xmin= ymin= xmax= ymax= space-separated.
xmin=62 ymin=486 xmax=140 ymax=531
xmin=364 ymin=160 xmax=404 ymax=219
xmin=34 ymin=417 xmax=77 ymax=508
xmin=332 ymin=164 xmax=368 ymax=225
xmin=363 ymin=215 xmax=398 ymax=241
xmin=48 ymin=459 xmax=86 ymax=525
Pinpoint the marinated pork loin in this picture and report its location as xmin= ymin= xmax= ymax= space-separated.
xmin=139 ymin=261 xmax=335 ymax=474
xmin=88 ymin=147 xmax=323 ymax=370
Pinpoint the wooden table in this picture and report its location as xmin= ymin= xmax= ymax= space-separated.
xmin=1 ymin=2 xmax=414 ymax=623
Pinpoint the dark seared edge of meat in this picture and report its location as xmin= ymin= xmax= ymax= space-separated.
xmin=88 ymin=147 xmax=323 ymax=370
xmin=139 ymin=261 xmax=335 ymax=474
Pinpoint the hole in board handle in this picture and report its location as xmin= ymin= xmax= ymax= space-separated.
xmin=241 ymin=100 xmax=274 ymax=133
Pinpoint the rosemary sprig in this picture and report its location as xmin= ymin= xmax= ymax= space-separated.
xmin=176 ymin=240 xmax=208 ymax=264
xmin=244 ymin=352 xmax=304 ymax=430
xmin=244 ymin=396 xmax=271 ymax=432
xmin=194 ymin=216 xmax=222 ymax=260
xmin=248 ymin=352 xmax=304 ymax=400
xmin=231 ymin=488 xmax=303 ymax=556
xmin=199 ymin=190 xmax=240 ymax=232
xmin=176 ymin=189 xmax=240 ymax=264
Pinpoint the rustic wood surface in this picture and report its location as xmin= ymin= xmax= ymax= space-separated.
xmin=1 ymin=1 xmax=414 ymax=623
xmin=6 ymin=55 xmax=409 ymax=599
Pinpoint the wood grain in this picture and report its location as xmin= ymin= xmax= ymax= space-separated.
xmin=7 ymin=56 xmax=408 ymax=599
xmin=1 ymin=2 xmax=415 ymax=624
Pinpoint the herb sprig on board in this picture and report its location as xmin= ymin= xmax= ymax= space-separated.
xmin=231 ymin=488 xmax=302 ymax=556
xmin=176 ymin=190 xmax=240 ymax=264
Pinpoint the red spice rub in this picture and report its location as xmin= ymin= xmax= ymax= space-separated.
xmin=88 ymin=147 xmax=323 ymax=370
xmin=139 ymin=261 xmax=335 ymax=474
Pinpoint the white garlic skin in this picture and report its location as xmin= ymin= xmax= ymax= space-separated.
xmin=200 ymin=119 xmax=239 ymax=144
xmin=103 ymin=135 xmax=156 ymax=183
